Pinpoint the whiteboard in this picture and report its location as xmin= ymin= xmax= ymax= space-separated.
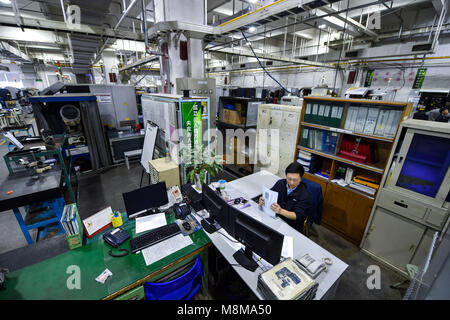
xmin=140 ymin=121 xmax=158 ymax=174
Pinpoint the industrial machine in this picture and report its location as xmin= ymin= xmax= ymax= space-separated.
xmin=345 ymin=87 xmax=396 ymax=101
xmin=361 ymin=119 xmax=450 ymax=276
xmin=176 ymin=77 xmax=216 ymax=130
xmin=141 ymin=93 xmax=210 ymax=184
xmin=280 ymin=95 xmax=303 ymax=106
xmin=58 ymin=84 xmax=139 ymax=131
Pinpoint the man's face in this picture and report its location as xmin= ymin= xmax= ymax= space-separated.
xmin=286 ymin=173 xmax=301 ymax=189
xmin=442 ymin=109 xmax=449 ymax=116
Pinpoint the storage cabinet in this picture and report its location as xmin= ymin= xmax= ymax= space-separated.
xmin=322 ymin=183 xmax=373 ymax=244
xmin=363 ymin=207 xmax=426 ymax=268
xmin=294 ymin=97 xmax=413 ymax=245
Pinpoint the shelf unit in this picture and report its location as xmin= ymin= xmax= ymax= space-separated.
xmin=296 ymin=96 xmax=413 ymax=245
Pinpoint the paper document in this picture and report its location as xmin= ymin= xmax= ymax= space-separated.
xmin=262 ymin=186 xmax=278 ymax=218
xmin=141 ymin=233 xmax=193 ymax=266
xmin=135 ymin=213 xmax=167 ymax=234
xmin=282 ymin=236 xmax=294 ymax=259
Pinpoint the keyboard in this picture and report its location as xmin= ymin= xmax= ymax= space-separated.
xmin=130 ymin=223 xmax=181 ymax=253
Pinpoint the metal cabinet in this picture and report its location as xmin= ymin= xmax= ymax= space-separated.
xmin=363 ymin=207 xmax=426 ymax=269
xmin=361 ymin=119 xmax=450 ymax=276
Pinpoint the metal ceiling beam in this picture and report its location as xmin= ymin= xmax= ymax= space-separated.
xmin=0 ymin=14 xmax=143 ymax=41
xmin=318 ymin=5 xmax=379 ymax=40
xmin=206 ymin=46 xmax=334 ymax=68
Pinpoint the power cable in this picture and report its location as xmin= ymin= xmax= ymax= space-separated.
xmin=241 ymin=30 xmax=291 ymax=94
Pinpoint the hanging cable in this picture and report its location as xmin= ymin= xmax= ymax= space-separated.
xmin=241 ymin=30 xmax=291 ymax=94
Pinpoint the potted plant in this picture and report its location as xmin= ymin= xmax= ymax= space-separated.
xmin=183 ymin=144 xmax=224 ymax=191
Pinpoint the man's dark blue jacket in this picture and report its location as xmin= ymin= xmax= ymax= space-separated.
xmin=270 ymin=179 xmax=312 ymax=232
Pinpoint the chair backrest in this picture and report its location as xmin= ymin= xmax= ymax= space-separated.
xmin=144 ymin=255 xmax=203 ymax=300
xmin=302 ymin=178 xmax=324 ymax=225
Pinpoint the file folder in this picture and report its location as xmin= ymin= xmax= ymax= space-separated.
xmin=311 ymin=103 xmax=319 ymax=124
xmin=304 ymin=103 xmax=312 ymax=122
xmin=323 ymin=104 xmax=331 ymax=126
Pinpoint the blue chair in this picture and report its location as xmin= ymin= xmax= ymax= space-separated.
xmin=302 ymin=178 xmax=324 ymax=236
xmin=144 ymin=256 xmax=203 ymax=300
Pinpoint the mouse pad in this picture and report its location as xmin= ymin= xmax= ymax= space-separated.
xmin=176 ymin=214 xmax=201 ymax=236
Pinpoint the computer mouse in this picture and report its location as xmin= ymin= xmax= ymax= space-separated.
xmin=182 ymin=222 xmax=191 ymax=231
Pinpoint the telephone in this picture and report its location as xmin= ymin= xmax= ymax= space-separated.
xmin=103 ymin=227 xmax=130 ymax=248
xmin=296 ymin=253 xmax=330 ymax=278
xmin=174 ymin=202 xmax=191 ymax=220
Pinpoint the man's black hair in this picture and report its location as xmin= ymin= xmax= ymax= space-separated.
xmin=285 ymin=162 xmax=305 ymax=177
xmin=439 ymin=106 xmax=449 ymax=114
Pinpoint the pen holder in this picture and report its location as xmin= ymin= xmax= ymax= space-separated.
xmin=111 ymin=211 xmax=123 ymax=228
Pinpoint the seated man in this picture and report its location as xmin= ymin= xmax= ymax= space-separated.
xmin=259 ymin=162 xmax=312 ymax=233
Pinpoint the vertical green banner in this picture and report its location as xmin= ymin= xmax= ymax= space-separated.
xmin=181 ymin=101 xmax=203 ymax=164
xmin=364 ymin=70 xmax=375 ymax=87
xmin=412 ymin=68 xmax=427 ymax=89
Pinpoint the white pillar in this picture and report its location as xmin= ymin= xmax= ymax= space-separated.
xmin=154 ymin=0 xmax=206 ymax=93
xmin=102 ymin=50 xmax=119 ymax=84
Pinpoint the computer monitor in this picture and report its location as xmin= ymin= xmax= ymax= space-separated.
xmin=201 ymin=184 xmax=236 ymax=236
xmin=123 ymin=181 xmax=168 ymax=219
xmin=233 ymin=210 xmax=284 ymax=271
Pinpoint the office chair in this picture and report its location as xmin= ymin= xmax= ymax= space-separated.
xmin=302 ymin=178 xmax=324 ymax=237
xmin=144 ymin=255 xmax=203 ymax=300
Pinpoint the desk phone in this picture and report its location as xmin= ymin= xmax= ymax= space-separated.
xmin=103 ymin=227 xmax=130 ymax=248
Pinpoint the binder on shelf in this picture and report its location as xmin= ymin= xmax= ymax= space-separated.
xmin=323 ymin=104 xmax=331 ymax=126
xmin=330 ymin=105 xmax=345 ymax=128
xmin=344 ymin=106 xmax=358 ymax=131
xmin=374 ymin=109 xmax=390 ymax=136
xmin=363 ymin=108 xmax=379 ymax=135
xmin=304 ymin=103 xmax=312 ymax=122
xmin=384 ymin=110 xmax=402 ymax=137
xmin=300 ymin=128 xmax=310 ymax=147
xmin=354 ymin=107 xmax=369 ymax=133
xmin=311 ymin=103 xmax=319 ymax=124
xmin=318 ymin=104 xmax=326 ymax=125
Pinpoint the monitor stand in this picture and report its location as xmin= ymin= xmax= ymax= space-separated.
xmin=201 ymin=217 xmax=217 ymax=234
xmin=233 ymin=246 xmax=258 ymax=272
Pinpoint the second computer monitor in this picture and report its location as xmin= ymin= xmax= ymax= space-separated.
xmin=202 ymin=184 xmax=235 ymax=237
xmin=234 ymin=211 xmax=284 ymax=266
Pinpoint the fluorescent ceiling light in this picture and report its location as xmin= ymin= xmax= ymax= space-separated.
xmin=249 ymin=0 xmax=258 ymax=3
xmin=0 ymin=0 xmax=11 ymax=4
xmin=248 ymin=26 xmax=256 ymax=33
xmin=319 ymin=24 xmax=327 ymax=29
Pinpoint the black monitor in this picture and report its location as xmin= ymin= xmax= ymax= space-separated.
xmin=233 ymin=210 xmax=284 ymax=271
xmin=201 ymin=184 xmax=235 ymax=236
xmin=123 ymin=181 xmax=168 ymax=219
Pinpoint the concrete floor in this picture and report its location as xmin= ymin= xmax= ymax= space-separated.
xmin=0 ymin=114 xmax=408 ymax=299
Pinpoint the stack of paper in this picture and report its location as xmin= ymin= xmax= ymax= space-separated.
xmin=141 ymin=233 xmax=193 ymax=266
xmin=135 ymin=213 xmax=167 ymax=234
xmin=257 ymin=258 xmax=317 ymax=300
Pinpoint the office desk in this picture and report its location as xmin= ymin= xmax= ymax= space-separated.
xmin=197 ymin=172 xmax=348 ymax=300
xmin=227 ymin=169 xmax=280 ymax=199
xmin=0 ymin=212 xmax=211 ymax=300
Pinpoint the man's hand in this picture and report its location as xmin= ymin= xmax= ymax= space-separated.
xmin=271 ymin=203 xmax=282 ymax=215
xmin=259 ymin=197 xmax=265 ymax=207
